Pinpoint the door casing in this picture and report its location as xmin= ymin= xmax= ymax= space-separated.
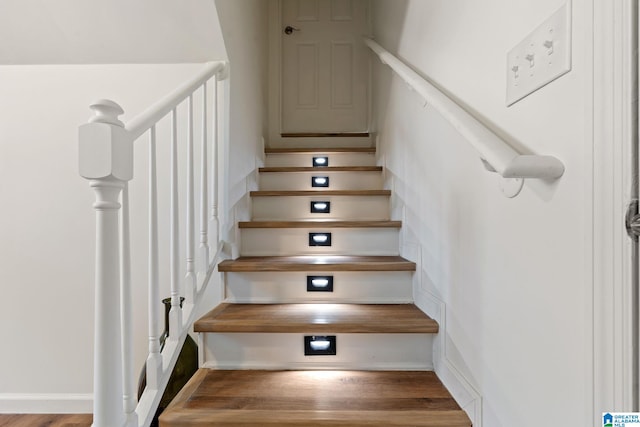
xmin=267 ymin=0 xmax=373 ymax=148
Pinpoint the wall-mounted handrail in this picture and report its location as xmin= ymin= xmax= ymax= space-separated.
xmin=364 ymin=38 xmax=565 ymax=182
xmin=79 ymin=60 xmax=228 ymax=427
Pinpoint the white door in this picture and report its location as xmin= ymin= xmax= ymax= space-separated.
xmin=281 ymin=0 xmax=369 ymax=134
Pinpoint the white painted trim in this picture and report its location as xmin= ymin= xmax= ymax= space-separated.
xmin=126 ymin=61 xmax=227 ymax=141
xmin=219 ymin=77 xmax=231 ymax=240
xmin=414 ymin=290 xmax=483 ymax=427
xmin=0 ymin=394 xmax=93 ymax=414
xmin=400 ymin=242 xmax=482 ymax=426
xmin=267 ymin=0 xmax=373 ymax=147
xmin=267 ymin=0 xmax=283 ymax=146
xmin=592 ymin=0 xmax=638 ymax=419
xmin=583 ymin=0 xmax=596 ymax=422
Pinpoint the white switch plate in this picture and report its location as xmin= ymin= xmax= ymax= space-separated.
xmin=506 ymin=2 xmax=572 ymax=106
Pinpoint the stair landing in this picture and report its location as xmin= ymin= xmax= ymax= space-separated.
xmin=160 ymin=369 xmax=471 ymax=427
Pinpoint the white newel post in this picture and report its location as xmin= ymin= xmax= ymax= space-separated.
xmin=79 ymin=100 xmax=132 ymax=427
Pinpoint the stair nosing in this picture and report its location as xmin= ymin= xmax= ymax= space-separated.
xmin=250 ymin=190 xmax=391 ymax=197
xmin=160 ymin=370 xmax=471 ymax=427
xmin=162 ymin=408 xmax=471 ymax=427
xmin=265 ymin=147 xmax=376 ymax=154
xmin=259 ymin=166 xmax=382 ymax=173
xmin=218 ymin=256 xmax=416 ymax=272
xmin=238 ymin=220 xmax=401 ymax=229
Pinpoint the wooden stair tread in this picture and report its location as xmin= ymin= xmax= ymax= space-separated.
xmin=238 ymin=220 xmax=401 ymax=229
xmin=218 ymin=255 xmax=416 ymax=272
xmin=259 ymin=166 xmax=382 ymax=172
xmin=195 ymin=303 xmax=438 ymax=333
xmin=265 ymin=147 xmax=376 ymax=154
xmin=251 ymin=190 xmax=391 ymax=197
xmin=160 ymin=369 xmax=471 ymax=426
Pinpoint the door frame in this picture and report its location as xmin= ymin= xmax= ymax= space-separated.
xmin=267 ymin=0 xmax=373 ymax=148
xmin=591 ymin=0 xmax=638 ymax=419
xmin=267 ymin=0 xmax=284 ymax=146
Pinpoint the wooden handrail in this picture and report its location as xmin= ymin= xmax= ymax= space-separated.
xmin=364 ymin=38 xmax=565 ymax=182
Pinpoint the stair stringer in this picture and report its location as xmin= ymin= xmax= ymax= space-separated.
xmin=223 ymin=155 xmax=263 ymax=259
xmin=401 ymin=239 xmax=483 ymax=427
xmin=383 ymin=144 xmax=481 ymax=426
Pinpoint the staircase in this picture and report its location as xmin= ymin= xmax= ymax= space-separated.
xmin=160 ymin=145 xmax=471 ymax=426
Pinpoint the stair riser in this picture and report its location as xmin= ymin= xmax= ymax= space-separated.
xmin=267 ymin=137 xmax=373 ymax=148
xmin=252 ymin=196 xmax=390 ymax=221
xmin=265 ymin=153 xmax=377 ymax=167
xmin=201 ymin=333 xmax=433 ymax=370
xmin=259 ymin=172 xmax=383 ymax=191
xmin=240 ymin=228 xmax=400 ymax=256
xmin=225 ymin=271 xmax=413 ymax=303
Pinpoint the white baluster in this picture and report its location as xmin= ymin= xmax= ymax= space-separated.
xmin=185 ymin=95 xmax=196 ymax=305
xmin=169 ymin=108 xmax=182 ymax=340
xmin=120 ymin=183 xmax=137 ymax=426
xmin=146 ymin=126 xmax=161 ymax=390
xmin=211 ymin=77 xmax=219 ymax=235
xmin=79 ymin=99 xmax=131 ymax=427
xmin=199 ymin=82 xmax=210 ymax=276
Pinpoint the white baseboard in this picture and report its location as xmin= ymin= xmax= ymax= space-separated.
xmin=415 ymin=290 xmax=483 ymax=427
xmin=0 ymin=393 xmax=93 ymax=413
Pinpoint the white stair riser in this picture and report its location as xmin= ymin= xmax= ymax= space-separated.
xmin=252 ymin=196 xmax=390 ymax=221
xmin=265 ymin=153 xmax=376 ymax=167
xmin=267 ymin=137 xmax=373 ymax=149
xmin=225 ymin=271 xmax=413 ymax=303
xmin=259 ymin=171 xmax=383 ymax=191
xmin=240 ymin=228 xmax=400 ymax=256
xmin=201 ymin=333 xmax=433 ymax=370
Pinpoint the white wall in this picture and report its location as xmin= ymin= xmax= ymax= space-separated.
xmin=0 ymin=0 xmax=267 ymax=413
xmin=0 ymin=63 xmax=227 ymax=412
xmin=371 ymin=1 xmax=592 ymax=426
xmin=214 ymin=0 xmax=269 ymax=248
xmin=0 ymin=0 xmax=226 ymax=64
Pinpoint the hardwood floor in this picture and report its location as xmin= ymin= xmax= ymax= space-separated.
xmin=0 ymin=414 xmax=92 ymax=427
xmin=159 ymin=369 xmax=471 ymax=426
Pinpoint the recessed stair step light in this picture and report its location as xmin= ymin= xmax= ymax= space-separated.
xmin=312 ymin=176 xmax=329 ymax=187
xmin=307 ymin=275 xmax=334 ymax=292
xmin=309 ymin=232 xmax=332 ymax=246
xmin=310 ymin=201 xmax=331 ymax=213
xmin=312 ymin=156 xmax=329 ymax=167
xmin=304 ymin=335 xmax=337 ymax=356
